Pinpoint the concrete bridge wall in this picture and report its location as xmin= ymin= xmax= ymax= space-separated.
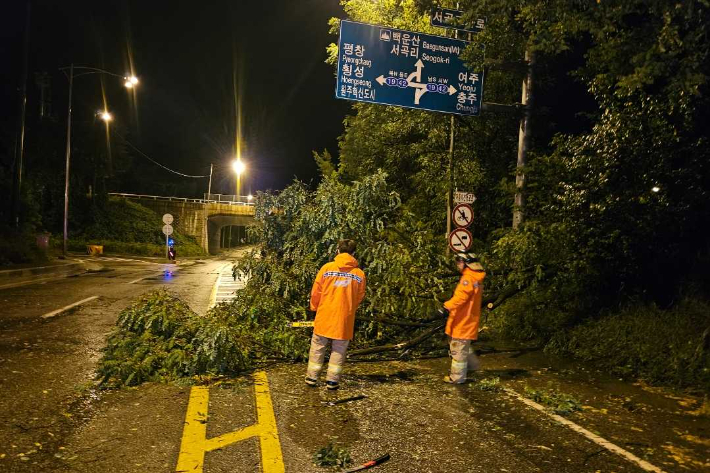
xmin=110 ymin=194 xmax=255 ymax=254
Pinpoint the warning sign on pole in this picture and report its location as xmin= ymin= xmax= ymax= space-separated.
xmin=452 ymin=203 xmax=473 ymax=228
xmin=448 ymin=228 xmax=473 ymax=252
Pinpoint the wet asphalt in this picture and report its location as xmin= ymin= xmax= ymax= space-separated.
xmin=1 ymin=254 xmax=709 ymax=473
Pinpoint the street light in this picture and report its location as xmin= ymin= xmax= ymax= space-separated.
xmin=98 ymin=110 xmax=113 ymax=122
xmin=247 ymin=194 xmax=253 ymax=202
xmin=232 ymin=159 xmax=245 ymax=176
xmin=59 ymin=64 xmax=137 ymax=257
xmin=124 ymin=75 xmax=139 ymax=88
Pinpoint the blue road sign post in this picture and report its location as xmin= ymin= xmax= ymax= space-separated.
xmin=335 ymin=20 xmax=483 ymax=116
xmin=430 ymin=7 xmax=485 ymax=34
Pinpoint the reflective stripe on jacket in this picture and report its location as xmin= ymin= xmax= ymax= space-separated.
xmin=310 ymin=253 xmax=366 ymax=340
xmin=444 ymin=268 xmax=486 ymax=340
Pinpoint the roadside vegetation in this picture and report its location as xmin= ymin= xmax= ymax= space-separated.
xmin=97 ymin=0 xmax=709 ymax=393
xmin=0 ymin=227 xmax=48 ymax=266
xmin=55 ymin=197 xmax=205 ymax=257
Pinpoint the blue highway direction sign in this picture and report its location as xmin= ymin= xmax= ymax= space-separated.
xmin=335 ymin=20 xmax=483 ymax=116
xmin=430 ymin=8 xmax=486 ymax=34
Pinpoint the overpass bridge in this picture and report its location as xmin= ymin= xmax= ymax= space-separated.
xmin=109 ymin=193 xmax=255 ymax=255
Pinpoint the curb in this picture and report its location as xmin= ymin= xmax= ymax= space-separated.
xmin=0 ymin=261 xmax=84 ymax=279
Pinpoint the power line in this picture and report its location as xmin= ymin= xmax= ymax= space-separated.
xmin=114 ymin=131 xmax=209 ymax=178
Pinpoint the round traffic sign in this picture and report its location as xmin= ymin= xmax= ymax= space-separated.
xmin=448 ymin=228 xmax=473 ymax=252
xmin=162 ymin=224 xmax=174 ymax=236
xmin=453 ymin=203 xmax=473 ymax=228
xmin=162 ymin=213 xmax=174 ymax=225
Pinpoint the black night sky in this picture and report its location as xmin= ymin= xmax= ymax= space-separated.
xmin=1 ymin=0 xmax=351 ymax=196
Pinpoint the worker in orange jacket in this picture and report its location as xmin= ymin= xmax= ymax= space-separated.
xmin=305 ymin=239 xmax=366 ymax=390
xmin=438 ymin=252 xmax=486 ymax=384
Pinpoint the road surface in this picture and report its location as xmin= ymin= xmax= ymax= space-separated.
xmin=0 ymin=253 xmax=708 ymax=472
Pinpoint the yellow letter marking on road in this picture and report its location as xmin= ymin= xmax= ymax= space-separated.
xmin=176 ymin=371 xmax=285 ymax=472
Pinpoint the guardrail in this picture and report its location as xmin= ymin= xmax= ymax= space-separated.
xmin=109 ymin=192 xmax=255 ymax=206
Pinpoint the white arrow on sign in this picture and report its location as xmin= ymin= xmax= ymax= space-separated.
xmin=163 ymin=213 xmax=174 ymax=225
xmin=162 ymin=224 xmax=174 ymax=236
xmin=453 ymin=203 xmax=474 ymax=228
xmin=448 ymin=228 xmax=473 ymax=252
xmin=376 ymin=60 xmax=458 ymax=105
xmin=406 ymin=59 xmax=425 ymax=83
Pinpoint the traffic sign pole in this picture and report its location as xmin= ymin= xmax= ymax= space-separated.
xmin=446 ymin=114 xmax=455 ymax=255
xmin=162 ymin=215 xmax=174 ymax=261
xmin=446 ymin=17 xmax=459 ymax=255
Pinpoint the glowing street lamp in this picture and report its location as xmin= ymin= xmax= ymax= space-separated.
xmin=124 ymin=75 xmax=139 ymax=88
xmin=232 ymin=159 xmax=245 ymax=176
xmin=247 ymin=194 xmax=253 ymax=202
xmin=98 ymin=110 xmax=113 ymax=122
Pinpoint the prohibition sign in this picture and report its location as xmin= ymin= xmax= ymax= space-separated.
xmin=448 ymin=228 xmax=473 ymax=252
xmin=453 ymin=203 xmax=473 ymax=228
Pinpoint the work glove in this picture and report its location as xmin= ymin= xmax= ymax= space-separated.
xmin=437 ymin=307 xmax=450 ymax=317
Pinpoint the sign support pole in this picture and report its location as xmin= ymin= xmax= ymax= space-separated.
xmin=513 ymin=49 xmax=535 ymax=229
xmin=446 ymin=12 xmax=459 ymax=255
xmin=446 ymin=114 xmax=455 ymax=255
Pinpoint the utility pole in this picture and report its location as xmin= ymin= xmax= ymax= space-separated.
xmin=207 ymin=163 xmax=213 ymax=199
xmin=62 ymin=64 xmax=74 ymax=258
xmin=11 ymin=0 xmax=31 ymax=227
xmin=512 ymin=49 xmax=535 ymax=229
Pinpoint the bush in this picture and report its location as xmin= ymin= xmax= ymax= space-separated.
xmin=0 ymin=229 xmax=49 ymax=266
xmin=57 ymin=238 xmax=205 ymax=257
xmin=97 ymin=289 xmax=312 ymax=387
xmin=51 ymin=197 xmax=205 ymax=257
xmin=545 ymin=298 xmax=710 ymax=392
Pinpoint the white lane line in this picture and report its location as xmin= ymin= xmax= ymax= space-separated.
xmin=504 ymin=388 xmax=667 ymax=473
xmin=0 ymin=275 xmax=61 ymax=291
xmin=127 ymin=276 xmax=149 ymax=284
xmin=41 ymin=296 xmax=100 ymax=319
xmin=209 ymin=263 xmax=247 ymax=309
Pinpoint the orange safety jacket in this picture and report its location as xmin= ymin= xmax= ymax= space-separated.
xmin=310 ymin=253 xmax=366 ymax=340
xmin=444 ymin=267 xmax=486 ymax=340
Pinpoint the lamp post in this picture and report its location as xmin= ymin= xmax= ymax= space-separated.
xmin=59 ymin=64 xmax=137 ymax=257
xmin=231 ymin=159 xmax=245 ymax=202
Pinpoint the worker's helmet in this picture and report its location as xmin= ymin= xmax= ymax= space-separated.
xmin=454 ymin=252 xmax=483 ymax=270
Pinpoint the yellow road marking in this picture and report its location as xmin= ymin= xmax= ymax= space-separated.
xmin=175 ymin=371 xmax=285 ymax=473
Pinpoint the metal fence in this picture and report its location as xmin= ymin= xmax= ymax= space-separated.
xmin=109 ymin=192 xmax=255 ymax=206
xmin=203 ymin=193 xmax=254 ymax=204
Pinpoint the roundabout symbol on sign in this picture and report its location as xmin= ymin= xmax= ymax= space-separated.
xmin=448 ymin=228 xmax=472 ymax=252
xmin=453 ymin=203 xmax=473 ymax=228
